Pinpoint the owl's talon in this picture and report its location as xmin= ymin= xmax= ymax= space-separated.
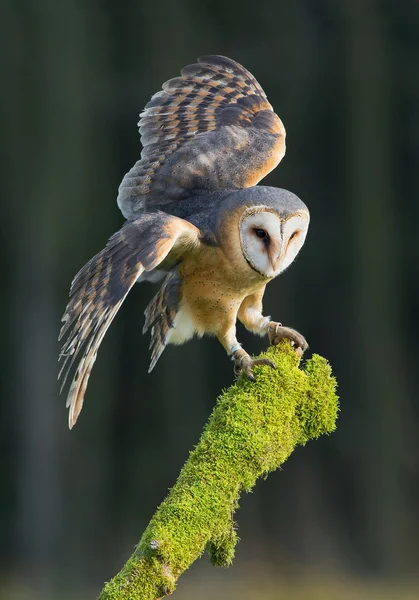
xmin=268 ymin=322 xmax=308 ymax=354
xmin=246 ymin=369 xmax=256 ymax=382
xmin=232 ymin=350 xmax=276 ymax=381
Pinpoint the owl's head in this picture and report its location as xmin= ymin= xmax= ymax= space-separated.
xmin=220 ymin=187 xmax=309 ymax=279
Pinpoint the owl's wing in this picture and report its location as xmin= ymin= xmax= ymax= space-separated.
xmin=118 ymin=55 xmax=286 ymax=219
xmin=58 ymin=213 xmax=200 ymax=428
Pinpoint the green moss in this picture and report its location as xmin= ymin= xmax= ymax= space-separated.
xmin=207 ymin=526 xmax=239 ymax=567
xmin=99 ymin=341 xmax=339 ymax=600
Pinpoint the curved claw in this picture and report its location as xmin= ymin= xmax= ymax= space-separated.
xmin=268 ymin=322 xmax=308 ymax=355
xmin=233 ymin=350 xmax=276 ymax=381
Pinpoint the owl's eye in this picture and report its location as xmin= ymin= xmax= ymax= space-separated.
xmin=254 ymin=228 xmax=269 ymax=240
xmin=289 ymin=230 xmax=299 ymax=241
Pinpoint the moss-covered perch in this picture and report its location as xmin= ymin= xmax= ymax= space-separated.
xmin=99 ymin=341 xmax=338 ymax=600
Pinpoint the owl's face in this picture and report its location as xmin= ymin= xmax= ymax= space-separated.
xmin=239 ymin=206 xmax=309 ymax=278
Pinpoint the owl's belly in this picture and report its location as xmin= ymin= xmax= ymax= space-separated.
xmin=168 ymin=293 xmax=240 ymax=346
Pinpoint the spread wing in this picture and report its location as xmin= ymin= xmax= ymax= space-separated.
xmin=117 ymin=55 xmax=286 ymax=219
xmin=58 ymin=213 xmax=200 ymax=428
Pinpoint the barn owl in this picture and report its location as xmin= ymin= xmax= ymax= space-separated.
xmin=59 ymin=55 xmax=310 ymax=428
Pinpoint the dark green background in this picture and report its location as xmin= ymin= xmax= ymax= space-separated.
xmin=1 ymin=1 xmax=419 ymax=598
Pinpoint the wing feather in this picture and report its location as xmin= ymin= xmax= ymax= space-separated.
xmin=117 ymin=55 xmax=286 ymax=218
xmin=59 ymin=213 xmax=199 ymax=428
xmin=143 ymin=271 xmax=181 ymax=373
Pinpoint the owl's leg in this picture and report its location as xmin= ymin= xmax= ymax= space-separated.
xmin=238 ymin=292 xmax=308 ymax=355
xmin=217 ymin=319 xmax=275 ymax=382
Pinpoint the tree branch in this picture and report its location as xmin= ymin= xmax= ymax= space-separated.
xmin=99 ymin=341 xmax=339 ymax=599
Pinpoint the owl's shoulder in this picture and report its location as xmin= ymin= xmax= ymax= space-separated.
xmin=157 ymin=189 xmax=238 ymax=247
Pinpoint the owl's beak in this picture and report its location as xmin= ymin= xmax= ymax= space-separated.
xmin=268 ymin=240 xmax=283 ymax=272
xmin=270 ymin=254 xmax=282 ymax=272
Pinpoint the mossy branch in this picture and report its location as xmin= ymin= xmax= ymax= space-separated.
xmin=99 ymin=341 xmax=339 ymax=600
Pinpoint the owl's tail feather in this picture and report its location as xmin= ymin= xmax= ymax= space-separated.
xmin=58 ymin=228 xmax=146 ymax=429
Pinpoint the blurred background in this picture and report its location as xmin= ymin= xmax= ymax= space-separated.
xmin=1 ymin=0 xmax=419 ymax=598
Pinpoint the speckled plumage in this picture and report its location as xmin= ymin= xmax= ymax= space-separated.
xmin=59 ymin=56 xmax=309 ymax=428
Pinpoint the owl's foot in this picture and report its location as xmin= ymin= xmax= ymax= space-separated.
xmin=268 ymin=322 xmax=308 ymax=356
xmin=232 ymin=348 xmax=276 ymax=382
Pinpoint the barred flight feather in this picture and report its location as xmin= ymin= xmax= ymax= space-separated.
xmin=117 ymin=55 xmax=286 ymax=218
xmin=59 ymin=213 xmax=199 ymax=428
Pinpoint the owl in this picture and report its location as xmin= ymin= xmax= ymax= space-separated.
xmin=59 ymin=55 xmax=310 ymax=428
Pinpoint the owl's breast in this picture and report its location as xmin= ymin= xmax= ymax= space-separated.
xmin=175 ymin=245 xmax=267 ymax=337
